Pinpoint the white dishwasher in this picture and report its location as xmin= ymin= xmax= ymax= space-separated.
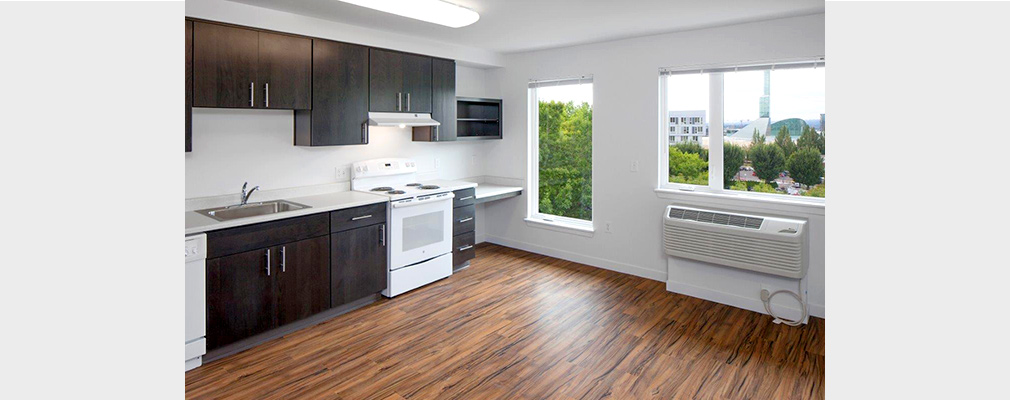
xmin=184 ymin=234 xmax=207 ymax=371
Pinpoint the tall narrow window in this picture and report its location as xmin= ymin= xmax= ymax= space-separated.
xmin=663 ymin=73 xmax=710 ymax=186
xmin=528 ymin=77 xmax=593 ymax=227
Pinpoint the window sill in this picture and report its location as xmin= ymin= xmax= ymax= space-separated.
xmin=654 ymin=188 xmax=824 ymax=216
xmin=524 ymin=217 xmax=595 ymax=237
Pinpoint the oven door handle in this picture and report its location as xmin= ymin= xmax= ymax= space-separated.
xmin=391 ymin=192 xmax=455 ymax=208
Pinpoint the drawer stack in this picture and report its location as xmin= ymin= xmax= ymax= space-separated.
xmin=452 ymin=188 xmax=476 ymax=270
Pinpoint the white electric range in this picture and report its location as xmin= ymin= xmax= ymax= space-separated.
xmin=351 ymin=158 xmax=456 ymax=297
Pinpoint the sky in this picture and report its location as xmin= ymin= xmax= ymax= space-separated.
xmin=530 ymin=68 xmax=824 ymax=124
xmin=667 ymin=68 xmax=826 ymax=124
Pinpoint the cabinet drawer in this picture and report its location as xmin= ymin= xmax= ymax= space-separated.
xmin=331 ymin=202 xmax=387 ymax=233
xmin=452 ymin=232 xmax=476 ymax=267
xmin=207 ymin=213 xmax=328 ymax=259
xmin=452 ymin=188 xmax=475 ymax=208
xmin=453 ymin=204 xmax=475 ymax=236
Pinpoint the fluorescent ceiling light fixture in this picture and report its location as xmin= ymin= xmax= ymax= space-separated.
xmin=337 ymin=0 xmax=479 ymax=28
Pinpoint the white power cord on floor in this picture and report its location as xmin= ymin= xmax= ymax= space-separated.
xmin=760 ymin=289 xmax=808 ymax=326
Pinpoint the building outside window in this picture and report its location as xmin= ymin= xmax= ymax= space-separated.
xmin=528 ymin=76 xmax=594 ymax=229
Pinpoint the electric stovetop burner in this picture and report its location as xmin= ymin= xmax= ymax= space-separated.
xmin=371 ymin=186 xmax=394 ymax=191
xmin=419 ymin=185 xmax=440 ymax=190
xmin=387 ymin=190 xmax=406 ymax=195
xmin=405 ymin=183 xmax=422 ymax=187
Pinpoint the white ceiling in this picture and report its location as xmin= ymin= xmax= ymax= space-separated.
xmin=228 ymin=0 xmax=825 ymax=54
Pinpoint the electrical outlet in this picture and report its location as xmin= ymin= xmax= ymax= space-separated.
xmin=335 ymin=165 xmax=350 ymax=181
xmin=605 ymin=221 xmax=613 ymax=233
xmin=631 ymin=161 xmax=639 ymax=172
xmin=434 ymin=157 xmax=441 ymax=170
xmin=471 ymin=155 xmax=477 ymax=167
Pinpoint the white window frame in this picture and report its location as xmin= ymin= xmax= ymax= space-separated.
xmin=526 ymin=76 xmax=595 ymax=236
xmin=657 ymin=59 xmax=825 ymax=207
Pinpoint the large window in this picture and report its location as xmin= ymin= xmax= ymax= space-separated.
xmin=528 ymin=77 xmax=593 ymax=228
xmin=661 ymin=60 xmax=825 ymax=199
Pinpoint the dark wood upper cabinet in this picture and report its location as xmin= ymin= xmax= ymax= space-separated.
xmin=193 ymin=22 xmax=258 ymax=108
xmin=414 ymin=58 xmax=456 ymax=142
xmin=206 ymin=246 xmax=278 ymax=350
xmin=185 ymin=20 xmax=193 ymax=152
xmin=276 ymin=236 xmax=330 ymax=325
xmin=192 ymin=21 xmax=310 ymax=110
xmin=295 ymin=39 xmax=369 ymax=146
xmin=369 ymin=48 xmax=432 ymax=113
xmin=257 ymin=32 xmax=311 ymax=110
xmin=331 ymin=223 xmax=387 ymax=308
xmin=369 ymin=48 xmax=404 ymax=112
xmin=401 ymin=53 xmax=432 ymax=113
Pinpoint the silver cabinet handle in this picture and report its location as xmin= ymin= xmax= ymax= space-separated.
xmin=459 ymin=196 xmax=474 ymax=201
xmin=280 ymin=245 xmax=286 ymax=273
xmin=458 ymin=245 xmax=473 ymax=251
xmin=265 ymin=83 xmax=270 ymax=108
xmin=397 ymin=92 xmax=402 ymax=111
xmin=351 ymin=214 xmax=372 ymax=221
xmin=379 ymin=224 xmax=385 ymax=247
xmin=250 ymin=82 xmax=255 ymax=107
xmin=406 ymin=93 xmax=410 ymax=111
xmin=458 ymin=217 xmax=473 ymax=223
xmin=265 ymin=248 xmax=271 ymax=276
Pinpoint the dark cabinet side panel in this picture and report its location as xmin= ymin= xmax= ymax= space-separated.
xmin=192 ymin=22 xmax=258 ymax=108
xmin=429 ymin=58 xmax=456 ymax=141
xmin=276 ymin=236 xmax=331 ymax=325
xmin=257 ymin=32 xmax=312 ymax=110
xmin=331 ymin=223 xmax=387 ymax=308
xmin=369 ymin=48 xmax=404 ymax=112
xmin=296 ymin=39 xmax=369 ymax=146
xmin=206 ymin=248 xmax=277 ymax=350
xmin=185 ymin=20 xmax=193 ymax=152
xmin=402 ymin=53 xmax=432 ymax=113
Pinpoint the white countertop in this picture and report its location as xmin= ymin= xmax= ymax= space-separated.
xmin=185 ymin=191 xmax=388 ymax=235
xmin=474 ymin=184 xmax=523 ymax=200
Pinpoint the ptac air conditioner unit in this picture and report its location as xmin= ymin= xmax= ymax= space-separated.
xmin=663 ymin=205 xmax=807 ymax=279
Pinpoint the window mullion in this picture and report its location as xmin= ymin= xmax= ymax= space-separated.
xmin=709 ymin=73 xmax=725 ymax=192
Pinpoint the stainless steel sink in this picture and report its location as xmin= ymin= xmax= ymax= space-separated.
xmin=196 ymin=200 xmax=311 ymax=221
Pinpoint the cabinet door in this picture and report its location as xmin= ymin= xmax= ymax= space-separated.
xmin=296 ymin=39 xmax=369 ymax=146
xmin=257 ymin=32 xmax=311 ymax=110
xmin=331 ymin=223 xmax=387 ymax=308
xmin=401 ymin=53 xmax=432 ymax=113
xmin=206 ymin=247 xmax=277 ymax=350
xmin=276 ymin=236 xmax=330 ymax=325
xmin=193 ymin=22 xmax=258 ymax=108
xmin=185 ymin=20 xmax=193 ymax=152
xmin=369 ymin=48 xmax=405 ymax=112
xmin=429 ymin=58 xmax=456 ymax=141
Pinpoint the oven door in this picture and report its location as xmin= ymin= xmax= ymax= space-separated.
xmin=389 ymin=192 xmax=454 ymax=269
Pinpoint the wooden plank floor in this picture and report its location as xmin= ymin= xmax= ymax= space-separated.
xmin=186 ymin=243 xmax=824 ymax=399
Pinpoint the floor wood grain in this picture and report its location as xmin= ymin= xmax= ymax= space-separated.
xmin=186 ymin=243 xmax=824 ymax=399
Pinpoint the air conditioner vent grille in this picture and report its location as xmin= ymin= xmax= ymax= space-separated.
xmin=667 ymin=207 xmax=763 ymax=229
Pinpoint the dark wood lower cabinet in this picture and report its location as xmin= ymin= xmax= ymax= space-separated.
xmin=331 ymin=223 xmax=387 ymax=308
xmin=206 ymin=246 xmax=277 ymax=350
xmin=276 ymin=236 xmax=330 ymax=325
xmin=206 ymin=206 xmax=390 ymax=352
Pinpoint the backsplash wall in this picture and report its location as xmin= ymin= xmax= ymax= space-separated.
xmin=185 ymin=65 xmax=498 ymax=199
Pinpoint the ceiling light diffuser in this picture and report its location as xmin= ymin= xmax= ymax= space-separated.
xmin=338 ymin=0 xmax=479 ymax=28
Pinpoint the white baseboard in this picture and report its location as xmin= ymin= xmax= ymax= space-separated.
xmin=666 ymin=280 xmax=824 ymax=319
xmin=475 ymin=233 xmax=487 ymax=244
xmin=484 ymin=235 xmax=667 ymax=282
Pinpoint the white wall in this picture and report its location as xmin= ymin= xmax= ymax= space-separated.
xmin=185 ymin=65 xmax=497 ymax=198
xmin=481 ymin=14 xmax=826 ymax=317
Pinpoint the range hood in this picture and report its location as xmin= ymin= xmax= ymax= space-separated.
xmin=368 ymin=112 xmax=440 ymax=127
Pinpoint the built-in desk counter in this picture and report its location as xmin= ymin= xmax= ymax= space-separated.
xmin=474 ymin=184 xmax=523 ymax=204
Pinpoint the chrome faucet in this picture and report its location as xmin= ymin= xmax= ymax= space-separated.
xmin=240 ymin=182 xmax=260 ymax=205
